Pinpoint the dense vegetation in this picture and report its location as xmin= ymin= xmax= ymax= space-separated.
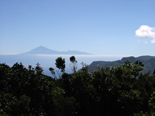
xmin=1 ymin=56 xmax=155 ymax=116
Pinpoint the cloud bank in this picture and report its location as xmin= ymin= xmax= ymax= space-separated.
xmin=135 ymin=25 xmax=155 ymax=43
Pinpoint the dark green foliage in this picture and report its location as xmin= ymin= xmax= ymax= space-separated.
xmin=70 ymin=56 xmax=76 ymax=63
xmin=35 ymin=63 xmax=43 ymax=75
xmin=1 ymin=57 xmax=155 ymax=116
xmin=0 ymin=63 xmax=55 ymax=115
xmin=80 ymin=62 xmax=88 ymax=73
xmin=55 ymin=57 xmax=65 ymax=73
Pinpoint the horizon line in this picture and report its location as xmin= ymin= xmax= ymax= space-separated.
xmin=0 ymin=54 xmax=153 ymax=58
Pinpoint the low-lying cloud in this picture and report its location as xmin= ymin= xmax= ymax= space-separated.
xmin=135 ymin=25 xmax=155 ymax=43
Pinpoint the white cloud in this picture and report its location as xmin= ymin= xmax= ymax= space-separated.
xmin=135 ymin=25 xmax=155 ymax=43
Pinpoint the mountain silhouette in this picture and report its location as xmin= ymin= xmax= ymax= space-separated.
xmin=24 ymin=46 xmax=91 ymax=55
xmin=88 ymin=55 xmax=155 ymax=74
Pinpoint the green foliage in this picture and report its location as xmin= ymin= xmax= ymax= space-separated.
xmin=70 ymin=56 xmax=77 ymax=63
xmin=1 ymin=57 xmax=155 ymax=116
xmin=91 ymin=61 xmax=142 ymax=115
xmin=0 ymin=63 xmax=55 ymax=115
xmin=134 ymin=91 xmax=155 ymax=115
xmin=149 ymin=91 xmax=155 ymax=113
xmin=80 ymin=62 xmax=88 ymax=73
xmin=55 ymin=57 xmax=65 ymax=73
xmin=35 ymin=63 xmax=43 ymax=75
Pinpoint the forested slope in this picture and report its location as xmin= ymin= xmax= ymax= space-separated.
xmin=88 ymin=55 xmax=155 ymax=74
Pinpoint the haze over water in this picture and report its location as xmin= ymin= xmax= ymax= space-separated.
xmin=0 ymin=54 xmax=132 ymax=76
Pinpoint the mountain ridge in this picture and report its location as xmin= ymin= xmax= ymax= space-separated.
xmin=88 ymin=55 xmax=155 ymax=74
xmin=24 ymin=46 xmax=91 ymax=55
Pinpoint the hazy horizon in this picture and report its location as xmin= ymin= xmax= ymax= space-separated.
xmin=1 ymin=53 xmax=154 ymax=76
xmin=0 ymin=54 xmax=125 ymax=76
xmin=0 ymin=45 xmax=153 ymax=57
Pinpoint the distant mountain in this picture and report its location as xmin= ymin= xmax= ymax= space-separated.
xmin=24 ymin=46 xmax=91 ymax=55
xmin=0 ymin=46 xmax=91 ymax=76
xmin=25 ymin=46 xmax=58 ymax=54
xmin=88 ymin=55 xmax=155 ymax=74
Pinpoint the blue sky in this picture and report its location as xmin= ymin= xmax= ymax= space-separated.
xmin=0 ymin=0 xmax=155 ymax=56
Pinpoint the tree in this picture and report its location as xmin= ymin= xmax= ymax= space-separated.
xmin=0 ymin=63 xmax=56 ymax=116
xmin=69 ymin=56 xmax=77 ymax=73
xmin=55 ymin=57 xmax=65 ymax=73
xmin=35 ymin=63 xmax=43 ymax=75
xmin=80 ymin=62 xmax=88 ymax=73
xmin=149 ymin=91 xmax=155 ymax=114
xmin=91 ymin=61 xmax=145 ymax=116
xmin=49 ymin=67 xmax=56 ymax=79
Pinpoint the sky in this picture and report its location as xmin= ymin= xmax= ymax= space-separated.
xmin=0 ymin=0 xmax=155 ymax=56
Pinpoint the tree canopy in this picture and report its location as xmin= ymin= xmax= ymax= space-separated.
xmin=1 ymin=56 xmax=155 ymax=116
xmin=55 ymin=57 xmax=65 ymax=73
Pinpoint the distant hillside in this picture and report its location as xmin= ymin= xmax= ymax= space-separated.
xmin=24 ymin=46 xmax=91 ymax=55
xmin=88 ymin=55 xmax=155 ymax=74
